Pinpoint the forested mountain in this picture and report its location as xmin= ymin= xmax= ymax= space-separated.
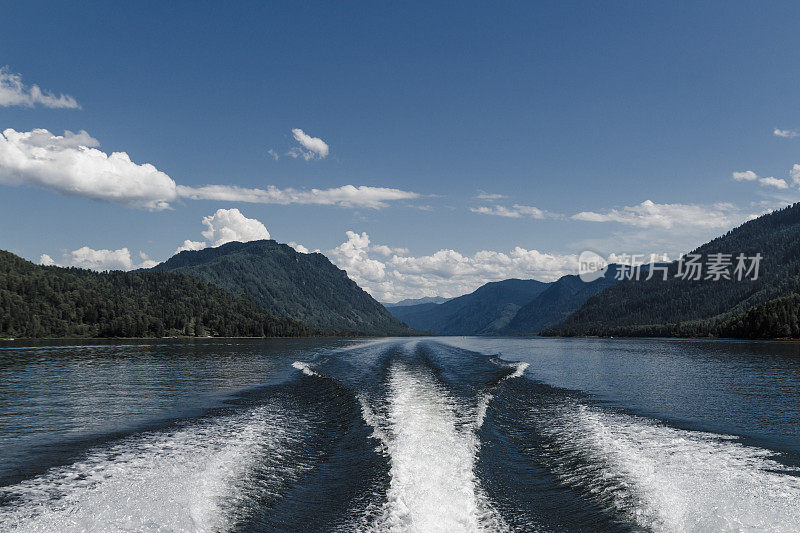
xmin=149 ymin=240 xmax=414 ymax=335
xmin=387 ymin=279 xmax=548 ymax=335
xmin=383 ymin=296 xmax=450 ymax=307
xmin=500 ymin=268 xmax=619 ymax=335
xmin=545 ymin=202 xmax=800 ymax=337
xmin=0 ymin=250 xmax=315 ymax=338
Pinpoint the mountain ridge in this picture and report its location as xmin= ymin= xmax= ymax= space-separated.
xmin=544 ymin=202 xmax=800 ymax=337
xmin=0 ymin=249 xmax=315 ymax=338
xmin=150 ymin=240 xmax=415 ymax=336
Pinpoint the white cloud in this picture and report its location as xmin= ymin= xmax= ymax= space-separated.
xmin=328 ymin=231 xmax=387 ymax=283
xmin=0 ymin=128 xmax=418 ymax=210
xmin=172 ymin=209 xmax=271 ymax=256
xmin=176 ymin=184 xmax=419 ymax=209
xmin=68 ymin=246 xmax=135 ymax=271
xmin=0 ymin=128 xmax=177 ymax=210
xmin=774 ymin=128 xmax=799 ymax=138
xmin=758 ymin=176 xmax=789 ymax=189
xmin=372 ymin=244 xmax=409 ymax=256
xmin=790 ymin=164 xmax=800 ymax=186
xmin=288 ymin=241 xmax=309 ymax=254
xmin=288 ymin=128 xmax=329 ymax=160
xmin=175 ymin=239 xmax=208 ymax=254
xmin=474 ymin=191 xmax=508 ymax=200
xmin=0 ymin=66 xmax=80 ymax=109
xmin=327 ymin=231 xmax=581 ymax=302
xmin=470 ymin=204 xmax=557 ymax=219
xmin=267 ymin=149 xmax=279 ymax=160
xmin=732 ymin=170 xmax=758 ymax=181
xmin=733 ymin=165 xmax=800 ymax=192
xmin=136 ymin=252 xmax=158 ymax=269
xmin=39 ymin=246 xmax=159 ymax=271
xmin=201 ymin=208 xmax=270 ymax=247
xmin=571 ymin=200 xmax=736 ymax=229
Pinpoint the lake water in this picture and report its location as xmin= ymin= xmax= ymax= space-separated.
xmin=1 ymin=337 xmax=799 ymax=532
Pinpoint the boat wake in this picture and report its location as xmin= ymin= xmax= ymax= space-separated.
xmin=0 ymin=401 xmax=310 ymax=532
xmin=2 ymin=339 xmax=799 ymax=532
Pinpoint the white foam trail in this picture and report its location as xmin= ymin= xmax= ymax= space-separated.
xmin=505 ymin=361 xmax=529 ymax=379
xmin=0 ymin=403 xmax=309 ymax=532
xmin=474 ymin=360 xmax=529 ymax=429
xmin=292 ymin=360 xmax=318 ymax=376
xmin=360 ymin=363 xmax=507 ymax=532
xmin=541 ymin=402 xmax=800 ymax=532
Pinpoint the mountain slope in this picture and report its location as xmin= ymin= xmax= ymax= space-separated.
xmin=0 ymin=250 xmax=315 ymax=338
xmin=545 ymin=202 xmax=800 ymax=337
xmin=501 ymin=269 xmax=619 ymax=335
xmin=150 ymin=240 xmax=413 ymax=335
xmin=383 ymin=296 xmax=449 ymax=307
xmin=387 ymin=279 xmax=548 ymax=335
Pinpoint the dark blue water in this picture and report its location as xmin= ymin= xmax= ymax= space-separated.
xmin=1 ymin=337 xmax=798 ymax=532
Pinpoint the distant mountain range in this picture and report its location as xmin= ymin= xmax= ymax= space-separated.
xmin=388 ymin=279 xmax=550 ymax=335
xmin=387 ymin=202 xmax=800 ymax=339
xmin=6 ymin=202 xmax=800 ymax=340
xmin=386 ymin=270 xmax=620 ymax=336
xmin=502 ymin=268 xmax=619 ymax=335
xmin=149 ymin=240 xmax=414 ymax=336
xmin=543 ymin=202 xmax=800 ymax=337
xmin=383 ymin=296 xmax=450 ymax=307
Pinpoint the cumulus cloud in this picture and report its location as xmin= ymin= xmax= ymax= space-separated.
xmin=732 ymin=170 xmax=758 ymax=181
xmin=0 ymin=128 xmax=418 ymax=210
xmin=0 ymin=128 xmax=177 ymax=209
xmin=572 ymin=200 xmax=736 ymax=229
xmin=267 ymin=149 xmax=280 ymax=160
xmin=372 ymin=244 xmax=409 ymax=256
xmin=288 ymin=241 xmax=310 ymax=254
xmin=733 ymin=165 xmax=800 ymax=192
xmin=470 ymin=204 xmax=557 ymax=219
xmin=39 ymin=245 xmax=160 ymax=271
xmin=176 ymin=184 xmax=419 ymax=209
xmin=758 ymin=176 xmax=789 ymax=189
xmin=791 ymin=164 xmax=800 ymax=186
xmin=0 ymin=66 xmax=80 ymax=108
xmin=774 ymin=128 xmax=799 ymax=138
xmin=327 ymin=231 xmax=581 ymax=302
xmin=137 ymin=252 xmax=158 ymax=269
xmin=328 ymin=231 xmax=387 ymax=283
xmin=174 ymin=239 xmax=207 ymax=254
xmin=201 ymin=208 xmax=270 ymax=246
xmin=68 ymin=246 xmax=136 ymax=271
xmin=288 ymin=128 xmax=329 ymax=160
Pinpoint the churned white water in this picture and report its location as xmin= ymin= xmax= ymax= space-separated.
xmin=292 ymin=360 xmax=319 ymax=376
xmin=540 ymin=402 xmax=800 ymax=532
xmin=359 ymin=362 xmax=508 ymax=533
xmin=0 ymin=403 xmax=308 ymax=532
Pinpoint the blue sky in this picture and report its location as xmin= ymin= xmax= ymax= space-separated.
xmin=2 ymin=1 xmax=800 ymax=301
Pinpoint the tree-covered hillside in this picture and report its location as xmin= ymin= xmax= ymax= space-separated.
xmin=149 ymin=240 xmax=414 ymax=335
xmin=0 ymin=250 xmax=315 ymax=338
xmin=545 ymin=203 xmax=800 ymax=337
